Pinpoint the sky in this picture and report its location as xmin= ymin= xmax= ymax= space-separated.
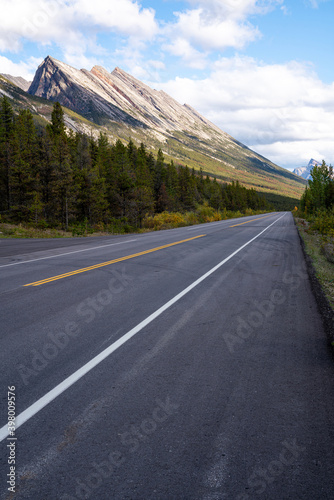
xmin=1 ymin=0 xmax=334 ymax=171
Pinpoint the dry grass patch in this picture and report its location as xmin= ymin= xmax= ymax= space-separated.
xmin=295 ymin=218 xmax=334 ymax=310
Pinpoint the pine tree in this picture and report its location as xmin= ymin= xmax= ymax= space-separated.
xmin=127 ymin=138 xmax=137 ymax=170
xmin=96 ymin=133 xmax=110 ymax=178
xmin=209 ymin=177 xmax=222 ymax=210
xmin=0 ymin=96 xmax=14 ymax=211
xmin=48 ymin=102 xmax=72 ymax=229
xmin=154 ymin=148 xmax=165 ymax=199
xmin=133 ymin=143 xmax=154 ymax=227
xmin=11 ymin=109 xmax=39 ymax=219
xmin=38 ymin=130 xmax=55 ymax=222
xmin=178 ymin=165 xmax=196 ymax=210
xmin=111 ymin=139 xmax=135 ymax=219
xmin=47 ymin=102 xmax=65 ymax=137
xmin=165 ymin=160 xmax=179 ymax=211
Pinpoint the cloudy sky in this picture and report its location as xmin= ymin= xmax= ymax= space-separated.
xmin=1 ymin=0 xmax=334 ymax=171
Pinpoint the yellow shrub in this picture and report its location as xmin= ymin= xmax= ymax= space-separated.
xmin=143 ymin=211 xmax=186 ymax=230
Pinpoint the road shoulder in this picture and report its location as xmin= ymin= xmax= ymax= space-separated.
xmin=294 ymin=216 xmax=334 ymax=352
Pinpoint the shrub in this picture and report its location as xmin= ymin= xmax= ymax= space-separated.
xmin=309 ymin=209 xmax=334 ymax=236
xmin=142 ymin=211 xmax=186 ymax=230
xmin=196 ymin=204 xmax=222 ymax=223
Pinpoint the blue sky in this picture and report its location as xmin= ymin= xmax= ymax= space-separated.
xmin=1 ymin=0 xmax=334 ymax=170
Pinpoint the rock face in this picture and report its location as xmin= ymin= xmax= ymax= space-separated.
xmin=24 ymin=55 xmax=306 ymax=198
xmin=28 ymin=56 xmax=140 ymax=126
xmin=293 ymin=159 xmax=321 ymax=180
xmin=1 ymin=74 xmax=31 ymax=91
xmin=28 ymin=56 xmax=227 ymax=136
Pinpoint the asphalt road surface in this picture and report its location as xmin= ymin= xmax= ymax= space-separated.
xmin=1 ymin=212 xmax=334 ymax=500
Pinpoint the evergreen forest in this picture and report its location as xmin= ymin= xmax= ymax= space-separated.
xmin=0 ymin=97 xmax=271 ymax=234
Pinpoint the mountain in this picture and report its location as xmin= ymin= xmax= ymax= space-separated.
xmin=1 ymin=74 xmax=31 ymax=91
xmin=29 ymin=57 xmax=207 ymax=131
xmin=0 ymin=73 xmax=100 ymax=137
xmin=1 ymin=56 xmax=306 ymax=201
xmin=293 ymin=159 xmax=321 ymax=180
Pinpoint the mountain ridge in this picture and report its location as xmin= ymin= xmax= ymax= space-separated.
xmin=1 ymin=74 xmax=31 ymax=91
xmin=293 ymin=159 xmax=321 ymax=180
xmin=2 ymin=56 xmax=306 ymax=200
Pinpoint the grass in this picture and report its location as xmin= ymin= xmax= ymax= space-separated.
xmin=0 ymin=223 xmax=112 ymax=239
xmin=294 ymin=217 xmax=334 ymax=310
xmin=0 ymin=223 xmax=73 ymax=238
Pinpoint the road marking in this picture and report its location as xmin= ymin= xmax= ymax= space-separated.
xmin=23 ymin=235 xmax=206 ymax=287
xmin=187 ymin=220 xmax=226 ymax=230
xmin=229 ymin=214 xmax=274 ymax=227
xmin=0 ymin=239 xmax=138 ymax=268
xmin=0 ymin=213 xmax=285 ymax=442
xmin=187 ymin=213 xmax=276 ymax=231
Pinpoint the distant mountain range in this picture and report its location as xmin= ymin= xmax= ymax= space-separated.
xmin=293 ymin=159 xmax=321 ymax=180
xmin=1 ymin=56 xmax=306 ymax=200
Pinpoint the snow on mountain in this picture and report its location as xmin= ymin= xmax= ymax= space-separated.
xmin=293 ymin=159 xmax=321 ymax=180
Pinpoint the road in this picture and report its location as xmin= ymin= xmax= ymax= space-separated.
xmin=1 ymin=212 xmax=334 ymax=500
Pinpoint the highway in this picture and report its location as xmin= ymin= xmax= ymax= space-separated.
xmin=1 ymin=212 xmax=334 ymax=499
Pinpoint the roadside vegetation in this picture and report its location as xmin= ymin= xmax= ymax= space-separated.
xmin=0 ymin=97 xmax=273 ymax=237
xmin=294 ymin=160 xmax=334 ymax=309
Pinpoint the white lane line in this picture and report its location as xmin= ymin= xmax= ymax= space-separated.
xmin=0 ymin=239 xmax=138 ymax=268
xmin=0 ymin=213 xmax=285 ymax=442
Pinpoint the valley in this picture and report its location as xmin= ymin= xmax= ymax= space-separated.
xmin=1 ymin=56 xmax=306 ymax=202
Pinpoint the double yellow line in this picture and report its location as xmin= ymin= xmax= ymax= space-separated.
xmin=24 ymin=235 xmax=205 ymax=287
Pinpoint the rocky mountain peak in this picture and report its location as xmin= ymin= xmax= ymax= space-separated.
xmin=308 ymin=158 xmax=321 ymax=168
xmin=28 ymin=56 xmax=219 ymax=133
xmin=293 ymin=158 xmax=321 ymax=180
xmin=1 ymin=55 xmax=307 ymax=199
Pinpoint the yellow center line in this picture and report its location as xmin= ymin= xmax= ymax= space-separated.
xmin=23 ymin=235 xmax=206 ymax=287
xmin=229 ymin=214 xmax=274 ymax=227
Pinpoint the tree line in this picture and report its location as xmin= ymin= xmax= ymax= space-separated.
xmin=300 ymin=161 xmax=334 ymax=214
xmin=0 ymin=98 xmax=270 ymax=231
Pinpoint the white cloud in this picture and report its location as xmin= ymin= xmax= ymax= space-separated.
xmin=1 ymin=0 xmax=332 ymax=171
xmin=307 ymin=0 xmax=323 ymax=8
xmin=152 ymin=56 xmax=334 ymax=169
xmin=0 ymin=0 xmax=158 ymax=54
xmin=183 ymin=0 xmax=279 ymax=20
xmin=163 ymin=38 xmax=208 ymax=69
xmin=170 ymin=8 xmax=260 ymax=51
xmin=72 ymin=0 xmax=158 ymax=39
xmin=161 ymin=0 xmax=283 ymax=67
xmin=254 ymin=141 xmax=329 ymax=170
xmin=0 ymin=55 xmax=39 ymax=80
xmin=148 ymin=60 xmax=165 ymax=70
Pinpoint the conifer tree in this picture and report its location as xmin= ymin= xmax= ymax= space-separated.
xmin=0 ymin=96 xmax=14 ymax=211
xmin=11 ymin=109 xmax=39 ymax=218
xmin=134 ymin=143 xmax=154 ymax=226
xmin=154 ymin=148 xmax=165 ymax=199
xmin=209 ymin=177 xmax=222 ymax=210
xmin=47 ymin=102 xmax=65 ymax=137
xmin=111 ymin=139 xmax=135 ymax=218
xmin=165 ymin=160 xmax=179 ymax=211
xmin=48 ymin=102 xmax=72 ymax=229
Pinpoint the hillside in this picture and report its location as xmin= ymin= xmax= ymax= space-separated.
xmin=1 ymin=56 xmax=306 ymax=200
